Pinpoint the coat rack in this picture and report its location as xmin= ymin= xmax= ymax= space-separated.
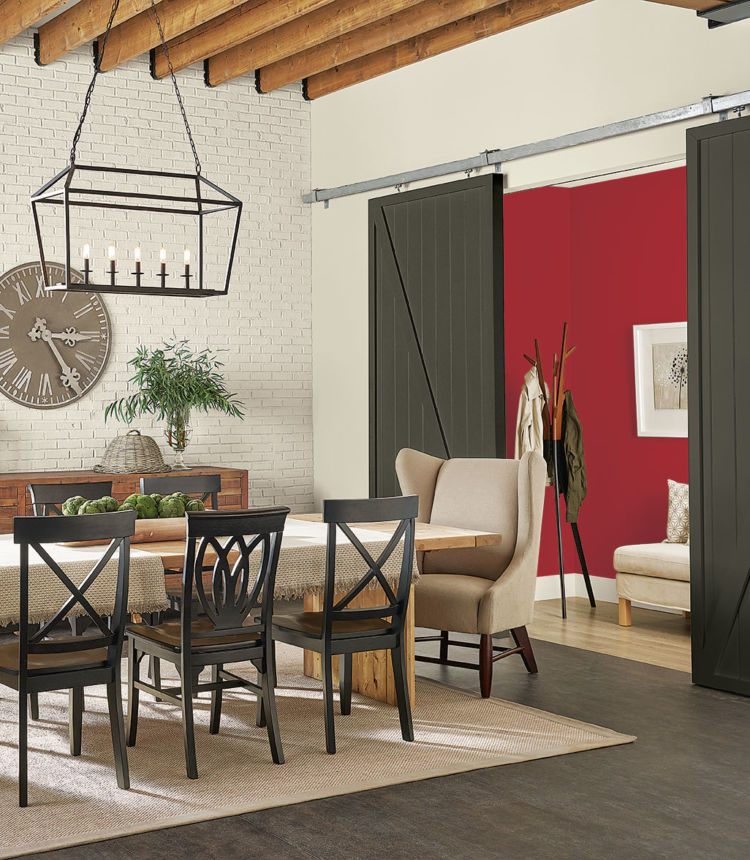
xmin=524 ymin=323 xmax=595 ymax=618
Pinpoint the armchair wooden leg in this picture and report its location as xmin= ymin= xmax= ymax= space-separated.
xmin=511 ymin=626 xmax=538 ymax=674
xmin=479 ymin=634 xmax=493 ymax=698
xmin=618 ymin=597 xmax=632 ymax=627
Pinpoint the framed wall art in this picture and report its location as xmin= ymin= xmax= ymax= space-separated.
xmin=633 ymin=322 xmax=688 ymax=437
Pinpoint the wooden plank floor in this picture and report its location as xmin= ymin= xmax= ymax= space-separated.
xmin=528 ymin=597 xmax=691 ymax=673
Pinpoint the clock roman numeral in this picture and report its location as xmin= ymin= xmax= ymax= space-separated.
xmin=0 ymin=347 xmax=17 ymax=376
xmin=75 ymin=350 xmax=96 ymax=373
xmin=35 ymin=275 xmax=49 ymax=298
xmin=38 ymin=373 xmax=52 ymax=397
xmin=11 ymin=366 xmax=31 ymax=394
xmin=0 ymin=303 xmax=15 ymax=320
xmin=13 ymin=283 xmax=31 ymax=305
xmin=0 ymin=325 xmax=8 ymax=339
xmin=73 ymin=303 xmax=93 ymax=319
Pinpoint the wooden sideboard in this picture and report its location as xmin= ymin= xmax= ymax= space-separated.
xmin=0 ymin=465 xmax=248 ymax=534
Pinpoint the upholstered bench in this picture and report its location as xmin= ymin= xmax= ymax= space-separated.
xmin=613 ymin=543 xmax=690 ymax=626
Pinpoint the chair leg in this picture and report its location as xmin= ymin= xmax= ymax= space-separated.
xmin=126 ymin=638 xmax=140 ymax=748
xmin=391 ymin=644 xmax=414 ymax=742
xmin=29 ymin=693 xmax=39 ymax=721
xmin=339 ymin=653 xmax=352 ymax=715
xmin=106 ymin=667 xmax=130 ymax=791
xmin=180 ymin=664 xmax=198 ymax=779
xmin=18 ymin=690 xmax=28 ymax=808
xmin=69 ymin=617 xmax=87 ymax=712
xmin=439 ymin=630 xmax=449 ymax=663
xmin=323 ymin=651 xmax=336 ymax=754
xmin=479 ymin=634 xmax=493 ymax=698
xmin=148 ymin=656 xmax=163 ymax=702
xmin=618 ymin=597 xmax=632 ymax=627
xmin=261 ymin=664 xmax=285 ymax=765
xmin=69 ymin=687 xmax=83 ymax=756
xmin=209 ymin=664 xmax=222 ymax=735
xmin=255 ymin=665 xmax=266 ymax=728
xmin=511 ymin=626 xmax=538 ymax=674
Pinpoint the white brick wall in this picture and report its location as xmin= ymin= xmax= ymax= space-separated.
xmin=0 ymin=33 xmax=313 ymax=510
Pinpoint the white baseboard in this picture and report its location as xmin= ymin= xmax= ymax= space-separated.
xmin=535 ymin=573 xmax=617 ymax=604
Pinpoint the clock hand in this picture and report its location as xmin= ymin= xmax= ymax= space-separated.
xmin=27 ymin=318 xmax=82 ymax=395
xmin=49 ymin=327 xmax=98 ymax=347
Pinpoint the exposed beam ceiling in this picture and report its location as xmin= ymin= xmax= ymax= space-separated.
xmin=150 ymin=0 xmax=338 ymax=79
xmin=36 ymin=0 xmax=151 ymax=65
xmin=97 ymin=0 xmax=250 ymax=71
xmin=304 ymin=0 xmax=594 ymax=99
xmin=254 ymin=0 xmax=512 ymax=93
xmin=0 ymin=0 xmax=70 ymax=47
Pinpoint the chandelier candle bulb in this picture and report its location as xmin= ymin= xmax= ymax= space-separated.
xmin=133 ymin=246 xmax=142 ymax=287
xmin=183 ymin=248 xmax=191 ymax=287
xmin=159 ymin=247 xmax=167 ymax=288
xmin=83 ymin=244 xmax=90 ymax=284
xmin=107 ymin=244 xmax=116 ymax=286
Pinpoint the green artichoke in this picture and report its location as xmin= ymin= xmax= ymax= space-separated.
xmin=134 ymin=495 xmax=159 ymax=520
xmin=149 ymin=493 xmax=162 ymax=505
xmin=124 ymin=493 xmax=140 ymax=506
xmin=158 ymin=497 xmax=186 ymax=518
xmin=118 ymin=502 xmax=136 ymax=512
xmin=185 ymin=499 xmax=205 ymax=512
xmin=62 ymin=496 xmax=87 ymax=516
xmin=99 ymin=496 xmax=119 ymax=513
xmin=78 ymin=500 xmax=105 ymax=515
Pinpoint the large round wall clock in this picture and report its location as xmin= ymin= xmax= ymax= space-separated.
xmin=0 ymin=262 xmax=111 ymax=409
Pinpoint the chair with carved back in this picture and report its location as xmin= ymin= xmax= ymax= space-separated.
xmin=125 ymin=507 xmax=289 ymax=779
xmin=0 ymin=510 xmax=135 ymax=806
xmin=272 ymin=495 xmax=418 ymax=754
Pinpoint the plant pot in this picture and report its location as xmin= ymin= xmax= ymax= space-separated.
xmin=166 ymin=407 xmax=191 ymax=470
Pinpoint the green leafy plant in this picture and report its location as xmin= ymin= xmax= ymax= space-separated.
xmin=104 ymin=340 xmax=244 ymax=461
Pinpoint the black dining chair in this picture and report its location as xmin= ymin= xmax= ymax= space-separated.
xmin=125 ymin=507 xmax=290 ymax=779
xmin=272 ymin=495 xmax=418 ymax=754
xmin=139 ymin=474 xmax=221 ymax=510
xmin=28 ymin=481 xmax=114 ymax=517
xmin=0 ymin=510 xmax=135 ymax=807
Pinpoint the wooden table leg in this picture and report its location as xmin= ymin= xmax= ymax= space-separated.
xmin=302 ymin=585 xmax=415 ymax=707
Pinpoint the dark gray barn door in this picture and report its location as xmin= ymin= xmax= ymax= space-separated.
xmin=688 ymin=115 xmax=750 ymax=696
xmin=369 ymin=175 xmax=504 ymax=497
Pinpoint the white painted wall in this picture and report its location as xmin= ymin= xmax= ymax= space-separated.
xmin=310 ymin=0 xmax=750 ymax=503
xmin=0 ymin=33 xmax=313 ymax=510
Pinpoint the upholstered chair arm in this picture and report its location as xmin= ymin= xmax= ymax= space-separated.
xmin=478 ymin=452 xmax=546 ymax=634
xmin=395 ymin=448 xmax=445 ymax=523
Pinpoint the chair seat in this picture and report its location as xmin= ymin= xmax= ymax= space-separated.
xmin=0 ymin=640 xmax=108 ymax=674
xmin=127 ymin=617 xmax=260 ymax=650
xmin=273 ymin=611 xmax=392 ymax=638
xmin=415 ymin=573 xmax=493 ymax=634
xmin=613 ymin=542 xmax=690 ymax=582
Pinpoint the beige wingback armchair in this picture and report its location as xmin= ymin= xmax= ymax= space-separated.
xmin=395 ymin=448 xmax=546 ymax=697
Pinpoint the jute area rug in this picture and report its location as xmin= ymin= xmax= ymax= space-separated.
xmin=0 ymin=644 xmax=634 ymax=857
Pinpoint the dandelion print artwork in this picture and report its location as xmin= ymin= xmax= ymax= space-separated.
xmin=652 ymin=342 xmax=688 ymax=410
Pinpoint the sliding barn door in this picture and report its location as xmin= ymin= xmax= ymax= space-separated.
xmin=688 ymin=115 xmax=750 ymax=696
xmin=369 ymin=175 xmax=504 ymax=497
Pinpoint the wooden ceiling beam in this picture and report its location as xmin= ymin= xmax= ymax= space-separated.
xmin=97 ymin=0 xmax=250 ymax=72
xmin=206 ymin=0 xmax=426 ymax=87
xmin=304 ymin=0 xmax=594 ymax=99
xmin=255 ymin=0 xmax=512 ymax=93
xmin=150 ymin=0 xmax=338 ymax=79
xmin=35 ymin=0 xmax=152 ymax=65
xmin=0 ymin=0 xmax=70 ymax=47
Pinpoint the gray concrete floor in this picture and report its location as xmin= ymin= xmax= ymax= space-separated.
xmin=29 ymin=636 xmax=750 ymax=860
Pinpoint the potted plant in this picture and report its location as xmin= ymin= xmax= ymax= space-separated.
xmin=104 ymin=339 xmax=244 ymax=469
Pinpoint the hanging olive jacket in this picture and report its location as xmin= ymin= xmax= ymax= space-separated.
xmin=561 ymin=390 xmax=587 ymax=523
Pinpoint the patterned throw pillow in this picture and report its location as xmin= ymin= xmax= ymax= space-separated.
xmin=666 ymin=479 xmax=689 ymax=544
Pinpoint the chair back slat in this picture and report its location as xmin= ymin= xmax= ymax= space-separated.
xmin=181 ymin=508 xmax=289 ymax=644
xmin=28 ymin=481 xmax=113 ymax=517
xmin=13 ymin=511 xmax=135 ymax=668
xmin=141 ymin=474 xmax=221 ymax=509
xmin=321 ymin=496 xmax=418 ymax=634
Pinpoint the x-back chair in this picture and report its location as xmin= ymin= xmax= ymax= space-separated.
xmin=1 ymin=510 xmax=135 ymax=806
xmin=126 ymin=507 xmax=289 ymax=779
xmin=273 ymin=495 xmax=418 ymax=754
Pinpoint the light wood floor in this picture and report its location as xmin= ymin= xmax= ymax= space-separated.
xmin=528 ymin=597 xmax=692 ymax=673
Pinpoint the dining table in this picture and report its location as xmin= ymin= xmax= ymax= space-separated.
xmin=0 ymin=515 xmax=502 ymax=708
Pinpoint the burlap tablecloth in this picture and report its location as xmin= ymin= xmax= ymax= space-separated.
xmin=0 ymin=535 xmax=168 ymax=626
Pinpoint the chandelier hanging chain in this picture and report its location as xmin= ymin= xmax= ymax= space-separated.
xmin=68 ymin=0 xmax=121 ymax=167
xmin=69 ymin=0 xmax=202 ymax=176
xmin=149 ymin=0 xmax=202 ymax=176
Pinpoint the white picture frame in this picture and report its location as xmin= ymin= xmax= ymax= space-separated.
xmin=633 ymin=322 xmax=688 ymax=438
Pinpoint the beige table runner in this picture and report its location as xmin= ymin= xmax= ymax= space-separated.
xmin=0 ymin=535 xmax=168 ymax=626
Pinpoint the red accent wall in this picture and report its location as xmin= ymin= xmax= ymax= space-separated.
xmin=504 ymin=168 xmax=689 ymax=579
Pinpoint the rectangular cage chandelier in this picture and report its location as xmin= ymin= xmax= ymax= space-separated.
xmin=30 ymin=0 xmax=241 ymax=299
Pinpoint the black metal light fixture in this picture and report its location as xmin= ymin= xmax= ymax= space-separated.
xmin=31 ymin=0 xmax=241 ymax=298
xmin=698 ymin=0 xmax=750 ymax=28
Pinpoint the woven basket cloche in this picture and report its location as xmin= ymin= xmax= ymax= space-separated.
xmin=94 ymin=429 xmax=171 ymax=474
